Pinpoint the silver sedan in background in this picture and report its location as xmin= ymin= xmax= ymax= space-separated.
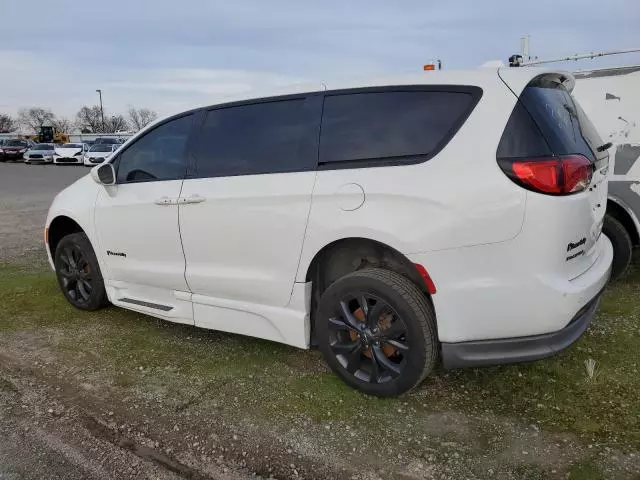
xmin=24 ymin=143 xmax=57 ymax=164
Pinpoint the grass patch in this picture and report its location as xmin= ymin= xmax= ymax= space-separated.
xmin=567 ymin=459 xmax=604 ymax=480
xmin=0 ymin=259 xmax=639 ymax=457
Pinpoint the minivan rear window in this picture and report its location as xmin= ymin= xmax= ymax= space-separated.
xmin=319 ymin=89 xmax=480 ymax=167
xmin=497 ymin=76 xmax=604 ymax=161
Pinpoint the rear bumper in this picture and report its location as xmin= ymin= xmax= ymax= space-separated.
xmin=408 ymin=233 xmax=612 ymax=346
xmin=441 ymin=288 xmax=603 ymax=368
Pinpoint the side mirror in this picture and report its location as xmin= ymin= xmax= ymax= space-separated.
xmin=91 ymin=163 xmax=116 ymax=186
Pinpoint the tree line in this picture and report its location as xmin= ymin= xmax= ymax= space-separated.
xmin=0 ymin=106 xmax=159 ymax=135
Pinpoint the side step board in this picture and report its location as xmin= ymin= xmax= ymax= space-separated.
xmin=119 ymin=297 xmax=173 ymax=312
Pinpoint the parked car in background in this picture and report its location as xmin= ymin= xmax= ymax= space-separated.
xmin=53 ymin=143 xmax=88 ymax=165
xmin=45 ymin=68 xmax=612 ymax=396
xmin=83 ymin=143 xmax=118 ymax=166
xmin=0 ymin=139 xmax=30 ymax=161
xmin=94 ymin=137 xmax=120 ymax=145
xmin=24 ymin=143 xmax=56 ymax=164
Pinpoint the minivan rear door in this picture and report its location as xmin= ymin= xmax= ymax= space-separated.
xmin=499 ymin=71 xmax=609 ymax=279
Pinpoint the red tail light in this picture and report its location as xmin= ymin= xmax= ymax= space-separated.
xmin=498 ymin=155 xmax=593 ymax=195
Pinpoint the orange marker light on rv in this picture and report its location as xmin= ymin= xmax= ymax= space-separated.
xmin=423 ymin=64 xmax=436 ymax=71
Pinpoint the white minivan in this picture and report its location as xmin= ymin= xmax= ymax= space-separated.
xmin=45 ymin=68 xmax=612 ymax=396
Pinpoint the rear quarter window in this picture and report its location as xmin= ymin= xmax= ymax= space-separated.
xmin=319 ymin=88 xmax=481 ymax=168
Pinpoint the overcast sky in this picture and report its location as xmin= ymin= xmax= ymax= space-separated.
xmin=1 ymin=0 xmax=639 ymax=120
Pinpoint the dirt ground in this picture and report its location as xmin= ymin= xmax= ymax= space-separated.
xmin=1 ymin=163 xmax=639 ymax=479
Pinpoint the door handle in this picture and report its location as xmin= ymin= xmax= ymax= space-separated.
xmin=154 ymin=196 xmax=176 ymax=206
xmin=179 ymin=195 xmax=206 ymax=205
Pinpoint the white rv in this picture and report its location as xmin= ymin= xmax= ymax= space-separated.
xmin=572 ymin=65 xmax=640 ymax=278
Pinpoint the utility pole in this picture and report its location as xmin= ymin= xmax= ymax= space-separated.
xmin=96 ymin=89 xmax=105 ymax=133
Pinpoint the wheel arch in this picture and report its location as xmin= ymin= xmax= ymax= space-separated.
xmin=607 ymin=197 xmax=640 ymax=246
xmin=47 ymin=215 xmax=86 ymax=259
xmin=305 ymin=237 xmax=430 ymax=293
xmin=304 ymin=237 xmax=435 ymax=345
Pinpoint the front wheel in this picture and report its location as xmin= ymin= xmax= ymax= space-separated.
xmin=603 ymin=214 xmax=633 ymax=281
xmin=315 ymin=268 xmax=438 ymax=397
xmin=54 ymin=232 xmax=109 ymax=310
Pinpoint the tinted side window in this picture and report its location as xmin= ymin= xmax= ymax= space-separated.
xmin=193 ymin=98 xmax=317 ymax=178
xmin=116 ymin=114 xmax=192 ymax=183
xmin=319 ymin=90 xmax=478 ymax=165
xmin=496 ymin=100 xmax=553 ymax=158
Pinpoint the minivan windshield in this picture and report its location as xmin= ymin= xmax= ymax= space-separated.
xmin=61 ymin=143 xmax=83 ymax=149
xmin=34 ymin=144 xmax=54 ymax=150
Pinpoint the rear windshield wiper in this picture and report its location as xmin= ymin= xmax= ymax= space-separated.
xmin=597 ymin=142 xmax=613 ymax=152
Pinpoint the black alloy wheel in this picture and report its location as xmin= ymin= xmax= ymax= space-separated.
xmin=58 ymin=244 xmax=93 ymax=304
xmin=316 ymin=268 xmax=438 ymax=397
xmin=328 ymin=293 xmax=409 ymax=384
xmin=54 ymin=232 xmax=108 ymax=311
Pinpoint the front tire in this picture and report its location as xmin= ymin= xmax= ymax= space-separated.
xmin=603 ymin=214 xmax=632 ymax=281
xmin=316 ymin=268 xmax=438 ymax=397
xmin=54 ymin=232 xmax=109 ymax=311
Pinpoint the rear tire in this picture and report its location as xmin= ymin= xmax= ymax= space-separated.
xmin=315 ymin=268 xmax=438 ymax=397
xmin=54 ymin=232 xmax=109 ymax=311
xmin=603 ymin=214 xmax=632 ymax=281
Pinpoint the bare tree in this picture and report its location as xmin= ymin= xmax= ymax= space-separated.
xmin=17 ymin=107 xmax=55 ymax=133
xmin=51 ymin=117 xmax=73 ymax=134
xmin=0 ymin=113 xmax=16 ymax=133
xmin=104 ymin=115 xmax=129 ymax=133
xmin=75 ymin=105 xmax=104 ymax=133
xmin=128 ymin=107 xmax=158 ymax=131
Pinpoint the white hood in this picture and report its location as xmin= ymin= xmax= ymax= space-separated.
xmin=55 ymin=147 xmax=82 ymax=156
xmin=85 ymin=151 xmax=111 ymax=158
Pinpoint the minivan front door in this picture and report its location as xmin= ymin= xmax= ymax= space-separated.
xmin=94 ymin=113 xmax=196 ymax=324
xmin=178 ymin=96 xmax=322 ymax=343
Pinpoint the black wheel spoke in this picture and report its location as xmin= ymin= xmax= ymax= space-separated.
xmin=78 ymin=280 xmax=91 ymax=301
xmin=80 ymin=279 xmax=93 ymax=294
xmin=331 ymin=340 xmax=361 ymax=355
xmin=369 ymin=351 xmax=380 ymax=383
xmin=340 ymin=301 xmax=363 ymax=332
xmin=385 ymin=339 xmax=409 ymax=352
xmin=345 ymin=349 xmax=363 ymax=374
xmin=59 ymin=268 xmax=74 ymax=279
xmin=358 ymin=295 xmax=369 ymax=320
xmin=366 ymin=302 xmax=390 ymax=330
xmin=372 ymin=345 xmax=402 ymax=377
xmin=74 ymin=282 xmax=83 ymax=301
xmin=328 ymin=317 xmax=353 ymax=331
xmin=64 ymin=247 xmax=77 ymax=269
xmin=59 ymin=255 xmax=71 ymax=269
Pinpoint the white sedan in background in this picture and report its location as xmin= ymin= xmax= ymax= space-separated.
xmin=53 ymin=143 xmax=88 ymax=165
xmin=83 ymin=144 xmax=118 ymax=166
